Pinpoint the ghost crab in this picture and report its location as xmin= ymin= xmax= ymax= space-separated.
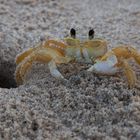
xmin=15 ymin=28 xmax=140 ymax=88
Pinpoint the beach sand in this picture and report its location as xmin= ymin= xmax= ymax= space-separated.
xmin=0 ymin=0 xmax=140 ymax=139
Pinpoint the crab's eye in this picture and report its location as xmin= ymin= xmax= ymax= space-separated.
xmin=70 ymin=28 xmax=76 ymax=38
xmin=88 ymin=29 xmax=94 ymax=39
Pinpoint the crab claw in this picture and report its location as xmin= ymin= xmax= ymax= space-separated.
xmin=87 ymin=55 xmax=119 ymax=74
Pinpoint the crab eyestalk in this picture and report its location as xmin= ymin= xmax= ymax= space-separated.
xmin=88 ymin=29 xmax=94 ymax=40
xmin=70 ymin=28 xmax=76 ymax=38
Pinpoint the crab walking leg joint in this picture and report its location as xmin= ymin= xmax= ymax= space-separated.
xmin=15 ymin=29 xmax=140 ymax=88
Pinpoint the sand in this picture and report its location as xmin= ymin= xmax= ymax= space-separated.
xmin=0 ymin=0 xmax=140 ymax=139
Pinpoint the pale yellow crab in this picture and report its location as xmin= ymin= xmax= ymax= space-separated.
xmin=15 ymin=29 xmax=140 ymax=88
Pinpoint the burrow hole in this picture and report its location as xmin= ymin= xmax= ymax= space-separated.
xmin=0 ymin=61 xmax=17 ymax=88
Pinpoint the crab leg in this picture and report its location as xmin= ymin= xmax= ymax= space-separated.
xmin=16 ymin=51 xmax=52 ymax=84
xmin=16 ymin=48 xmax=56 ymax=84
xmin=121 ymin=59 xmax=137 ymax=88
xmin=15 ymin=47 xmax=71 ymax=84
xmin=44 ymin=40 xmax=66 ymax=55
xmin=16 ymin=47 xmax=36 ymax=65
xmin=15 ymin=42 xmax=43 ymax=65
xmin=48 ymin=60 xmax=64 ymax=79
xmin=15 ymin=40 xmax=66 ymax=65
xmin=45 ymin=40 xmax=66 ymax=49
xmin=15 ymin=63 xmax=23 ymax=85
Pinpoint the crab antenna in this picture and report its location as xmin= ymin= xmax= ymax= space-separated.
xmin=70 ymin=28 xmax=76 ymax=38
xmin=88 ymin=29 xmax=94 ymax=39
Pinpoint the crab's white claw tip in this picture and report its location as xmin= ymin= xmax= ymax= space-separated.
xmin=87 ymin=66 xmax=95 ymax=72
xmin=48 ymin=60 xmax=65 ymax=79
xmin=50 ymin=68 xmax=64 ymax=79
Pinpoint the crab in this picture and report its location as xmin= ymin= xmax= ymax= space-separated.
xmin=15 ymin=28 xmax=140 ymax=88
